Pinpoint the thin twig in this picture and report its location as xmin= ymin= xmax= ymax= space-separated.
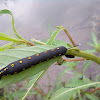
xmin=66 ymin=48 xmax=100 ymax=65
xmin=63 ymin=58 xmax=86 ymax=62
xmin=25 ymin=41 xmax=34 ymax=46
xmin=31 ymin=38 xmax=46 ymax=45
xmin=88 ymin=87 xmax=100 ymax=94
xmin=63 ymin=28 xmax=76 ymax=46
xmin=34 ymin=86 xmax=46 ymax=97
xmin=62 ymin=58 xmax=84 ymax=74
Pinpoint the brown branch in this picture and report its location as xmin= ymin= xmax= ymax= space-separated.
xmin=62 ymin=58 xmax=85 ymax=74
xmin=88 ymin=87 xmax=100 ymax=94
xmin=74 ymin=67 xmax=82 ymax=74
xmin=63 ymin=28 xmax=76 ymax=46
xmin=63 ymin=58 xmax=86 ymax=62
xmin=25 ymin=41 xmax=34 ymax=46
xmin=34 ymin=86 xmax=46 ymax=97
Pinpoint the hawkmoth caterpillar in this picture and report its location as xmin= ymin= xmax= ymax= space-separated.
xmin=0 ymin=46 xmax=73 ymax=79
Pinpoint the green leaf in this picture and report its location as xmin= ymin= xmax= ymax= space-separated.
xmin=65 ymin=75 xmax=92 ymax=88
xmin=52 ymin=40 xmax=71 ymax=48
xmin=46 ymin=90 xmax=53 ymax=100
xmin=95 ymin=75 xmax=100 ymax=81
xmin=85 ymin=49 xmax=96 ymax=53
xmin=85 ymin=93 xmax=99 ymax=100
xmin=51 ymin=88 xmax=77 ymax=100
xmin=62 ymin=61 xmax=79 ymax=69
xmin=50 ymin=82 xmax=100 ymax=100
xmin=0 ymin=42 xmax=13 ymax=51
xmin=47 ymin=28 xmax=63 ymax=45
xmin=21 ymin=71 xmax=45 ymax=100
xmin=12 ymin=90 xmax=35 ymax=99
xmin=8 ymin=92 xmax=13 ymax=100
xmin=0 ymin=45 xmax=61 ymax=88
xmin=87 ymin=42 xmax=95 ymax=47
xmin=83 ymin=61 xmax=91 ymax=73
xmin=91 ymin=32 xmax=99 ymax=47
xmin=0 ymin=32 xmax=26 ymax=43
xmin=48 ymin=21 xmax=53 ymax=36
xmin=0 ymin=32 xmax=16 ymax=41
xmin=56 ymin=67 xmax=72 ymax=81
xmin=31 ymin=38 xmax=46 ymax=45
xmin=0 ymin=9 xmax=24 ymax=40
xmin=78 ymin=90 xmax=82 ymax=100
xmin=55 ymin=79 xmax=63 ymax=91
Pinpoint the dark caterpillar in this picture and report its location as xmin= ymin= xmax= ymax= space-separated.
xmin=0 ymin=46 xmax=73 ymax=79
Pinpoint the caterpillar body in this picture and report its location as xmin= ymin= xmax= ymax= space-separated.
xmin=0 ymin=46 xmax=70 ymax=79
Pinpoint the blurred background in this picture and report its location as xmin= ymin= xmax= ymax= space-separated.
xmin=0 ymin=0 xmax=100 ymax=99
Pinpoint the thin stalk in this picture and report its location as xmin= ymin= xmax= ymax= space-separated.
xmin=31 ymin=38 xmax=46 ymax=45
xmin=25 ymin=41 xmax=34 ymax=46
xmin=88 ymin=87 xmax=100 ymax=94
xmin=34 ymin=86 xmax=46 ymax=97
xmin=63 ymin=28 xmax=76 ymax=46
xmin=63 ymin=58 xmax=85 ymax=62
xmin=66 ymin=47 xmax=100 ymax=65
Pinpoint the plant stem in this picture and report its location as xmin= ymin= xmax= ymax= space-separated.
xmin=34 ymin=86 xmax=46 ymax=97
xmin=88 ymin=87 xmax=100 ymax=94
xmin=63 ymin=28 xmax=76 ymax=46
xmin=31 ymin=38 xmax=46 ymax=45
xmin=25 ymin=41 xmax=34 ymax=46
xmin=63 ymin=58 xmax=85 ymax=62
xmin=66 ymin=47 xmax=100 ymax=65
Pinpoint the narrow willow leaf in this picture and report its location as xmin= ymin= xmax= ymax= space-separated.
xmin=8 ymin=92 xmax=13 ymax=100
xmin=52 ymin=40 xmax=71 ymax=48
xmin=46 ymin=90 xmax=53 ymax=100
xmin=95 ymin=75 xmax=100 ymax=81
xmin=65 ymin=75 xmax=92 ymax=89
xmin=83 ymin=61 xmax=91 ymax=73
xmin=87 ymin=42 xmax=95 ymax=47
xmin=85 ymin=49 xmax=96 ymax=53
xmin=91 ymin=32 xmax=99 ymax=47
xmin=85 ymin=93 xmax=99 ymax=100
xmin=51 ymin=88 xmax=77 ymax=100
xmin=78 ymin=90 xmax=82 ymax=100
xmin=0 ymin=42 xmax=13 ymax=51
xmin=62 ymin=62 xmax=76 ymax=67
xmin=0 ymin=32 xmax=23 ymax=42
xmin=0 ymin=9 xmax=24 ymax=40
xmin=31 ymin=38 xmax=46 ymax=45
xmin=0 ymin=32 xmax=27 ymax=44
xmin=48 ymin=21 xmax=53 ymax=36
xmin=47 ymin=28 xmax=63 ymax=45
xmin=12 ymin=90 xmax=35 ymax=99
xmin=56 ymin=67 xmax=72 ymax=81
xmin=55 ymin=79 xmax=63 ymax=91
xmin=50 ymin=82 xmax=100 ymax=100
xmin=0 ymin=45 xmax=60 ymax=88
xmin=22 ymin=71 xmax=44 ymax=100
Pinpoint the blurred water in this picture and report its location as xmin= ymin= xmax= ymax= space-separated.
xmin=0 ymin=0 xmax=100 ymax=93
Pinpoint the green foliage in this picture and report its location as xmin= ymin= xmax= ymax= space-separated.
xmin=0 ymin=9 xmax=24 ymax=40
xmin=47 ymin=27 xmax=64 ymax=45
xmin=0 ymin=32 xmax=25 ymax=43
xmin=82 ymin=61 xmax=91 ymax=73
xmin=0 ymin=45 xmax=60 ymax=88
xmin=52 ymin=40 xmax=71 ymax=48
xmin=87 ymin=32 xmax=100 ymax=53
xmin=50 ymin=82 xmax=100 ymax=100
xmin=85 ymin=93 xmax=99 ymax=100
xmin=48 ymin=21 xmax=53 ymax=36
xmin=0 ymin=9 xmax=100 ymax=100
xmin=0 ymin=42 xmax=13 ymax=51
